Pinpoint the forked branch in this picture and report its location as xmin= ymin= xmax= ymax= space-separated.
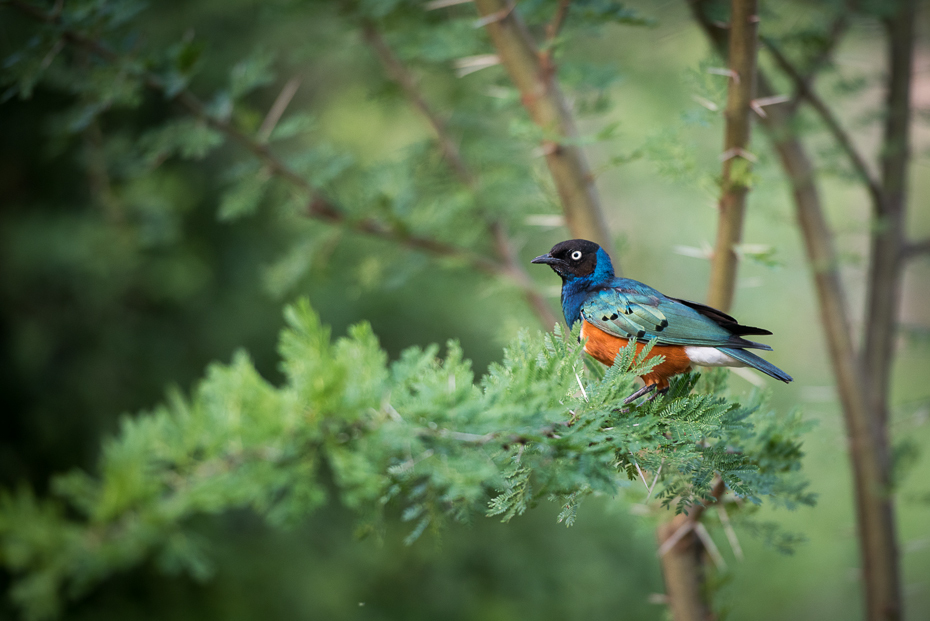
xmin=361 ymin=22 xmax=558 ymax=328
xmin=473 ymin=0 xmax=616 ymax=262
xmin=3 ymin=0 xmax=573 ymax=320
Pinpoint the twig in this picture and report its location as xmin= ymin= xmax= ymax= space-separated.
xmin=4 ymin=0 xmax=576 ymax=311
xmin=631 ymin=455 xmax=650 ymax=492
xmin=645 ymin=460 xmax=663 ymax=500
xmin=657 ymin=518 xmax=694 ymax=557
xmin=362 ymin=22 xmax=474 ymax=184
xmin=694 ymin=522 xmax=727 ymax=569
xmin=862 ymin=0 xmax=917 ymax=438
xmin=763 ymin=36 xmax=882 ymax=207
xmin=361 ymin=22 xmax=559 ymax=328
xmin=575 ymin=372 xmax=588 ymax=401
xmin=424 ymin=0 xmax=473 ymax=9
xmin=716 ymin=503 xmax=743 ymax=560
xmin=749 ymin=94 xmax=790 ymax=118
xmin=258 ymin=77 xmax=301 ymax=142
xmin=545 ymin=0 xmax=572 ymax=46
xmin=473 ymin=0 xmax=617 ymax=262
xmin=783 ymin=16 xmax=848 ymax=116
xmin=490 ymin=221 xmax=560 ymax=327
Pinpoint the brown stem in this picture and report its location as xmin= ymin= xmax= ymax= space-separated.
xmin=473 ymin=0 xmax=617 ymax=263
xmin=361 ymin=22 xmax=559 ymax=329
xmin=660 ymin=1 xmax=761 ymax=615
xmin=763 ymin=36 xmax=883 ymax=205
xmin=656 ymin=477 xmax=727 ymax=621
xmin=707 ymin=0 xmax=758 ymax=313
xmin=544 ymin=0 xmax=573 ymax=52
xmin=782 ymin=16 xmax=848 ymax=117
xmin=691 ymin=3 xmax=904 ymax=619
xmin=361 ymin=22 xmax=474 ymax=186
xmin=764 ymin=70 xmax=904 ymax=621
xmin=657 ymin=513 xmax=708 ymax=621
xmin=5 ymin=0 xmax=576 ymax=295
xmin=863 ymin=0 xmax=916 ymax=432
xmin=765 ymin=77 xmax=901 ymax=621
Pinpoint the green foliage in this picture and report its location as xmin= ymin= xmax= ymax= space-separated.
xmin=0 ymin=302 xmax=811 ymax=619
xmin=0 ymin=0 xmax=863 ymax=619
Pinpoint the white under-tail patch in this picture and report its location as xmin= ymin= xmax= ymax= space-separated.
xmin=684 ymin=347 xmax=745 ymax=367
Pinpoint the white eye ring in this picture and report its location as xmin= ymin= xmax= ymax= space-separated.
xmin=570 ymin=250 xmax=582 ymax=261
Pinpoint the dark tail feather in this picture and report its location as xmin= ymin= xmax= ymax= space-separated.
xmin=669 ymin=297 xmax=773 ymax=337
xmin=719 ymin=347 xmax=792 ymax=383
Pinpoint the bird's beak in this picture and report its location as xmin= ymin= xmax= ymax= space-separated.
xmin=531 ymin=253 xmax=559 ymax=265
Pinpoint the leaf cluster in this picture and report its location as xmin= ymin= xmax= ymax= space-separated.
xmin=0 ymin=301 xmax=812 ymax=619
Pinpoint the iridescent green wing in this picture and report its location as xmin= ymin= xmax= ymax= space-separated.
xmin=580 ymin=288 xmax=743 ymax=347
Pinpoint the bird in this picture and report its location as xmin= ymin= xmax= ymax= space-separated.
xmin=532 ymin=239 xmax=791 ymax=402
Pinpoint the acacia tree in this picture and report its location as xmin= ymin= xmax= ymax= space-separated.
xmin=0 ymin=1 xmax=819 ymax=620
xmin=690 ymin=0 xmax=923 ymax=619
xmin=658 ymin=2 xmax=759 ymax=619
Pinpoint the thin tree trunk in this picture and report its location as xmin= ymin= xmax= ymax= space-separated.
xmin=862 ymin=0 xmax=915 ymax=431
xmin=657 ymin=514 xmax=708 ymax=621
xmin=657 ymin=2 xmax=758 ymax=619
xmin=760 ymin=82 xmax=901 ymax=621
xmin=690 ymin=1 xmax=905 ymax=618
xmin=473 ymin=0 xmax=616 ymax=261
xmin=706 ymin=0 xmax=758 ymax=312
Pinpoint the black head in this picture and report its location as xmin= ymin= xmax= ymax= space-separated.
xmin=531 ymin=239 xmax=607 ymax=281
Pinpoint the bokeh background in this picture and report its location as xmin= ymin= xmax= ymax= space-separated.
xmin=1 ymin=0 xmax=928 ymax=619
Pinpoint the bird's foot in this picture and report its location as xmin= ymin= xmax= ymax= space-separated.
xmin=623 ymin=383 xmax=656 ymax=405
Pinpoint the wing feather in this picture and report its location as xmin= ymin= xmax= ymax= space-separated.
xmin=581 ymin=289 xmax=761 ymax=348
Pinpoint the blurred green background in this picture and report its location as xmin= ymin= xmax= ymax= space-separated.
xmin=1 ymin=0 xmax=928 ymax=619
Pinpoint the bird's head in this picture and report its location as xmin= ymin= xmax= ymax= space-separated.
xmin=531 ymin=239 xmax=614 ymax=282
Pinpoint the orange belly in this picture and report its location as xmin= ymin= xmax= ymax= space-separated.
xmin=581 ymin=320 xmax=692 ymax=391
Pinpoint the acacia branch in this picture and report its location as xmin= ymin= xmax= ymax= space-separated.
xmin=782 ymin=16 xmax=848 ymax=116
xmin=5 ymin=0 xmax=584 ymax=304
xmin=763 ymin=36 xmax=883 ymax=206
xmin=361 ymin=22 xmax=474 ymax=185
xmin=862 ymin=0 xmax=916 ymax=440
xmin=361 ymin=23 xmax=558 ymax=328
xmin=473 ymin=0 xmax=617 ymax=263
xmin=544 ymin=0 xmax=572 ymax=49
xmin=706 ymin=0 xmax=758 ymax=313
xmin=692 ymin=3 xmax=904 ymax=619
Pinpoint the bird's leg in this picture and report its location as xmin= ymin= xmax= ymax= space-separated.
xmin=623 ymin=383 xmax=656 ymax=405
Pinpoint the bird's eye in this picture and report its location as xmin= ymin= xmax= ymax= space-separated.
xmin=570 ymin=250 xmax=582 ymax=261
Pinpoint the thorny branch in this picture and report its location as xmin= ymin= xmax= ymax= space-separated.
xmin=361 ymin=22 xmax=558 ymax=328
xmin=473 ymin=0 xmax=617 ymax=261
xmin=781 ymin=16 xmax=848 ymax=116
xmin=706 ymin=0 xmax=758 ymax=313
xmin=544 ymin=0 xmax=573 ymax=50
xmin=693 ymin=1 xmax=911 ymax=619
xmin=762 ymin=36 xmax=883 ymax=206
xmin=2 ymin=0 xmax=569 ymax=321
